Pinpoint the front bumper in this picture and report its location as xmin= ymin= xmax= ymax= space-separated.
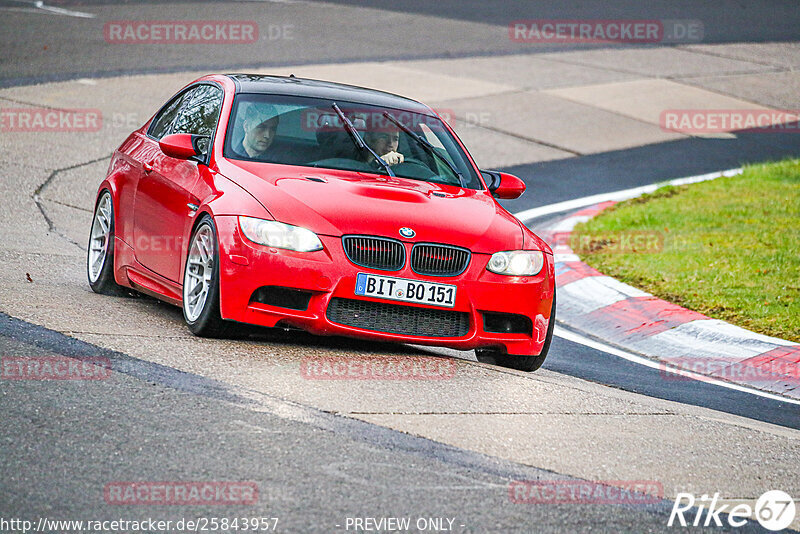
xmin=215 ymin=216 xmax=555 ymax=356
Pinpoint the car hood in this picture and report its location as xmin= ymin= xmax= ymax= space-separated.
xmin=219 ymin=161 xmax=526 ymax=253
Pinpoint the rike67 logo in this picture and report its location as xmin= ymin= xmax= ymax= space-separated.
xmin=669 ymin=490 xmax=796 ymax=531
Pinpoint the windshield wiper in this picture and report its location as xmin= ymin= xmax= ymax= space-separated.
xmin=331 ymin=103 xmax=395 ymax=177
xmin=382 ymin=112 xmax=463 ymax=187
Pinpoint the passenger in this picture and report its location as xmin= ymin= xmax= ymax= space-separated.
xmin=232 ymin=103 xmax=280 ymax=160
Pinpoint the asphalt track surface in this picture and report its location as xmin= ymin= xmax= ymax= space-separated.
xmin=2 ymin=312 xmax=768 ymax=534
xmin=2 ymin=1 xmax=800 ymax=532
xmin=3 ymin=0 xmax=800 ymax=86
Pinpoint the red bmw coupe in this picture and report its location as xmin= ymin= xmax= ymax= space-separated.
xmin=87 ymin=74 xmax=556 ymax=371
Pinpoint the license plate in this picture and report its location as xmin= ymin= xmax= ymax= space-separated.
xmin=354 ymin=273 xmax=456 ymax=308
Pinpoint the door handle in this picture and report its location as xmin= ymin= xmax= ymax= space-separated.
xmin=143 ymin=161 xmax=154 ymax=173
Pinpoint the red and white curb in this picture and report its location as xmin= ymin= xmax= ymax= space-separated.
xmin=520 ymin=170 xmax=800 ymax=400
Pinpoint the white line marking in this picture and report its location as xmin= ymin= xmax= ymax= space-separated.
xmin=554 ymin=326 xmax=800 ymax=405
xmin=553 ymin=253 xmax=580 ymax=262
xmin=0 ymin=7 xmax=41 ymax=14
xmin=231 ymin=419 xmax=285 ymax=433
xmin=636 ymin=319 xmax=794 ymax=361
xmin=513 ymin=167 xmax=742 ymax=222
xmin=549 ymin=215 xmax=590 ymax=232
xmin=557 ymin=275 xmax=650 ymax=314
xmin=12 ymin=0 xmax=95 ymax=18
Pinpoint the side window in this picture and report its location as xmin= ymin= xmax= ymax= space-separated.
xmin=171 ymin=85 xmax=223 ymax=141
xmin=148 ymin=92 xmax=186 ymax=140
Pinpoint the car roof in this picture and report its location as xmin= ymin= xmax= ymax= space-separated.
xmin=225 ymin=73 xmax=433 ymax=114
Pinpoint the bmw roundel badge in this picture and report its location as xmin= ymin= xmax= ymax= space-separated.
xmin=399 ymin=227 xmax=416 ymax=238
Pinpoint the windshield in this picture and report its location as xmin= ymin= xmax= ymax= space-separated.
xmin=223 ymin=93 xmax=483 ymax=189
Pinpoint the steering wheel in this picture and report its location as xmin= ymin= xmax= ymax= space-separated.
xmin=390 ymin=157 xmax=437 ymax=179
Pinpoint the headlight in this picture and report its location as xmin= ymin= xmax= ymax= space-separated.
xmin=238 ymin=216 xmax=323 ymax=252
xmin=487 ymin=250 xmax=544 ymax=276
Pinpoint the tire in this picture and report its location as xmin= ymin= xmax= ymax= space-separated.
xmin=182 ymin=215 xmax=231 ymax=337
xmin=475 ymin=292 xmax=556 ymax=372
xmin=87 ymin=190 xmax=128 ymax=296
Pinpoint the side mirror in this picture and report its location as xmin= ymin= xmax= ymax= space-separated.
xmin=159 ymin=133 xmax=208 ymax=161
xmin=481 ymin=170 xmax=526 ymax=200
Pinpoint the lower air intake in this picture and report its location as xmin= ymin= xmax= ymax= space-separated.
xmin=326 ymin=298 xmax=469 ymax=338
xmin=250 ymin=286 xmax=312 ymax=311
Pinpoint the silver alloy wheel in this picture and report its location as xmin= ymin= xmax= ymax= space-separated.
xmin=87 ymin=192 xmax=112 ymax=283
xmin=183 ymin=224 xmax=214 ymax=322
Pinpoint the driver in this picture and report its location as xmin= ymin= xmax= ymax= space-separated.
xmin=233 ymin=103 xmax=280 ymax=160
xmin=363 ymin=124 xmax=404 ymax=166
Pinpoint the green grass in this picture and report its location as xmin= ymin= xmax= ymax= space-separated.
xmin=573 ymin=159 xmax=800 ymax=342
